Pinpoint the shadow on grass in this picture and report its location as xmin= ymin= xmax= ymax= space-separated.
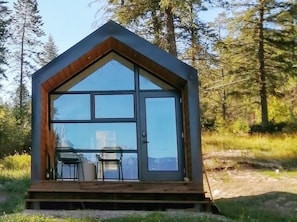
xmin=215 ymin=191 xmax=297 ymax=222
xmin=0 ymin=175 xmax=30 ymax=215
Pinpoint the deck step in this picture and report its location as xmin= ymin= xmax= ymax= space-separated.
xmin=26 ymin=198 xmax=211 ymax=204
xmin=26 ymin=181 xmax=211 ymax=211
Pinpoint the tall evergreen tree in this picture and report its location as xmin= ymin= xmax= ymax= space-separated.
xmin=213 ymin=0 xmax=297 ymax=130
xmin=0 ymin=1 xmax=10 ymax=83
xmin=38 ymin=34 xmax=59 ymax=67
xmin=9 ymin=0 xmax=44 ymax=120
xmin=95 ymin=0 xmax=217 ymax=58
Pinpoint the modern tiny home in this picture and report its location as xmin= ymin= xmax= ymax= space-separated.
xmin=27 ymin=21 xmax=209 ymax=210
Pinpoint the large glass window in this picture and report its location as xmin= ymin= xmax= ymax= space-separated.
xmin=95 ymin=94 xmax=134 ymax=118
xmin=51 ymin=94 xmax=90 ymax=120
xmin=50 ymin=52 xmax=181 ymax=181
xmin=53 ymin=123 xmax=137 ymax=150
xmin=139 ymin=68 xmax=173 ymax=90
xmin=56 ymin=53 xmax=135 ymax=92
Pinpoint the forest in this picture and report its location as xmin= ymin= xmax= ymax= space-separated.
xmin=0 ymin=0 xmax=296 ymax=157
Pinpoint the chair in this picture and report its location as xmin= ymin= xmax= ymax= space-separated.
xmin=57 ymin=147 xmax=83 ymax=181
xmin=96 ymin=146 xmax=123 ymax=181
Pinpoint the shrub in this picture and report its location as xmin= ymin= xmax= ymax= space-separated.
xmin=0 ymin=153 xmax=31 ymax=170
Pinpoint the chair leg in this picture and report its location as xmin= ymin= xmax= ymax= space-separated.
xmin=73 ymin=164 xmax=76 ymax=181
xmin=69 ymin=164 xmax=72 ymax=180
xmin=61 ymin=163 xmax=63 ymax=181
xmin=117 ymin=163 xmax=120 ymax=180
xmin=101 ymin=161 xmax=105 ymax=181
xmin=81 ymin=163 xmax=84 ymax=180
xmin=120 ymin=163 xmax=123 ymax=181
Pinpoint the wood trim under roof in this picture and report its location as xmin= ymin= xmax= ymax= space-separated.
xmin=42 ymin=37 xmax=186 ymax=92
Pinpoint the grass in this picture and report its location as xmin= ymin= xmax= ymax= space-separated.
xmin=103 ymin=212 xmax=228 ymax=222
xmin=202 ymin=132 xmax=297 ymax=221
xmin=0 ymin=132 xmax=297 ymax=221
xmin=202 ymin=132 xmax=297 ymax=169
xmin=215 ymin=192 xmax=297 ymax=222
xmin=0 ymin=153 xmax=30 ymax=215
xmin=1 ymin=212 xmax=230 ymax=222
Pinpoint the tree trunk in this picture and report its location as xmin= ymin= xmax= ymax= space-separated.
xmin=165 ymin=5 xmax=177 ymax=56
xmin=19 ymin=20 xmax=26 ymax=122
xmin=258 ymin=0 xmax=269 ymax=129
xmin=152 ymin=8 xmax=161 ymax=47
xmin=222 ymin=69 xmax=227 ymax=120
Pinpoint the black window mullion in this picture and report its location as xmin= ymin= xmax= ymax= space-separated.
xmin=90 ymin=92 xmax=95 ymax=120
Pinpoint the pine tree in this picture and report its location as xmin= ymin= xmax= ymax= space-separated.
xmin=212 ymin=0 xmax=297 ymax=130
xmin=99 ymin=0 xmax=212 ymax=57
xmin=0 ymin=1 xmax=10 ymax=83
xmin=38 ymin=34 xmax=59 ymax=67
xmin=9 ymin=0 xmax=45 ymax=121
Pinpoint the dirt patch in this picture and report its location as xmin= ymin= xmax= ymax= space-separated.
xmin=204 ymin=169 xmax=297 ymax=199
xmin=204 ymin=149 xmax=297 ymax=199
xmin=203 ymin=150 xmax=297 ymax=218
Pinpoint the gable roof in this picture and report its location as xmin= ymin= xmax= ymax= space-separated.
xmin=32 ymin=20 xmax=197 ymax=91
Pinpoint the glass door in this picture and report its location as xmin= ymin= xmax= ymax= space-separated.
xmin=139 ymin=92 xmax=184 ymax=181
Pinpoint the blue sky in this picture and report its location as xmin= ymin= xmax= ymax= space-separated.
xmin=6 ymin=0 xmax=220 ymax=55
xmin=38 ymin=0 xmax=102 ymax=53
xmin=37 ymin=1 xmax=219 ymax=54
xmin=1 ymin=1 xmax=218 ymax=99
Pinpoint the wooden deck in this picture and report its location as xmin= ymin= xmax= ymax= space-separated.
xmin=26 ymin=181 xmax=212 ymax=211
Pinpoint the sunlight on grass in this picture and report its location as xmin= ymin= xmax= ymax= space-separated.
xmin=1 ymin=213 xmax=59 ymax=222
xmin=202 ymin=133 xmax=297 ymax=169
xmin=0 ymin=154 xmax=31 ymax=215
xmin=260 ymin=169 xmax=297 ymax=179
xmin=0 ymin=153 xmax=30 ymax=179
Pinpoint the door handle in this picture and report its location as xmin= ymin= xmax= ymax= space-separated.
xmin=143 ymin=140 xmax=150 ymax=144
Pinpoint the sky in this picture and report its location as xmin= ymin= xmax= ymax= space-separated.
xmin=37 ymin=0 xmax=104 ymax=54
xmin=6 ymin=0 xmax=220 ymax=56
xmin=1 ymin=1 xmax=219 ymax=100
xmin=37 ymin=1 xmax=219 ymax=54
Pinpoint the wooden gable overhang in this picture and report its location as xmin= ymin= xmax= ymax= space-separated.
xmin=31 ymin=21 xmax=202 ymax=185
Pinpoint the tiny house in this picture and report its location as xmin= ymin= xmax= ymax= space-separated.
xmin=26 ymin=21 xmax=210 ymax=211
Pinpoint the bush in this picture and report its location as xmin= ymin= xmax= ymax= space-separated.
xmin=249 ymin=121 xmax=287 ymax=133
xmin=0 ymin=153 xmax=31 ymax=170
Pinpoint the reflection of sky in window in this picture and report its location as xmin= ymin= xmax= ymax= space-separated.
xmin=54 ymin=123 xmax=137 ymax=150
xmin=146 ymin=98 xmax=177 ymax=158
xmin=53 ymin=94 xmax=90 ymax=120
xmin=69 ymin=60 xmax=135 ymax=91
xmin=139 ymin=68 xmax=173 ymax=90
xmin=95 ymin=95 xmax=134 ymax=118
xmin=139 ymin=75 xmax=161 ymax=90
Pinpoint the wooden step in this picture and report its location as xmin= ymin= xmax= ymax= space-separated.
xmin=26 ymin=181 xmax=210 ymax=211
xmin=26 ymin=193 xmax=206 ymax=205
xmin=26 ymin=198 xmax=211 ymax=211
xmin=26 ymin=198 xmax=211 ymax=204
xmin=28 ymin=181 xmax=204 ymax=193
